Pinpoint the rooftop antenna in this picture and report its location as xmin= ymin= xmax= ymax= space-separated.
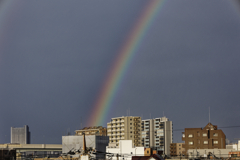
xmin=81 ymin=116 xmax=82 ymax=129
xmin=209 ymin=107 xmax=210 ymax=123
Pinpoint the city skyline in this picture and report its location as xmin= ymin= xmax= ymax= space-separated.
xmin=0 ymin=0 xmax=240 ymax=144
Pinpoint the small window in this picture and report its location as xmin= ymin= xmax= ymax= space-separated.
xmin=182 ymin=134 xmax=185 ymax=138
xmin=130 ymin=119 xmax=132 ymax=121
xmin=188 ymin=134 xmax=193 ymax=138
xmin=214 ymin=141 xmax=218 ymax=144
xmin=189 ymin=141 xmax=193 ymax=145
xmin=203 ymin=133 xmax=207 ymax=137
xmin=203 ymin=141 xmax=208 ymax=144
xmin=213 ymin=133 xmax=218 ymax=137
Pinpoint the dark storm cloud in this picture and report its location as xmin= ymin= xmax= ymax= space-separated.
xmin=0 ymin=0 xmax=240 ymax=144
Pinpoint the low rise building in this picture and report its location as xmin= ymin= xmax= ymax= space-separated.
xmin=182 ymin=123 xmax=226 ymax=155
xmin=106 ymin=140 xmax=145 ymax=160
xmin=170 ymin=143 xmax=184 ymax=156
xmin=75 ymin=126 xmax=107 ymax=136
xmin=0 ymin=143 xmax=62 ymax=158
xmin=188 ymin=149 xmax=233 ymax=158
xmin=62 ymin=135 xmax=109 ymax=159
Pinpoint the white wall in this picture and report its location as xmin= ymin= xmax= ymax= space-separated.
xmin=106 ymin=140 xmax=144 ymax=160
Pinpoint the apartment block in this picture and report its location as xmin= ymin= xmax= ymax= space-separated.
xmin=11 ymin=125 xmax=30 ymax=144
xmin=141 ymin=117 xmax=172 ymax=156
xmin=107 ymin=116 xmax=142 ymax=147
xmin=182 ymin=123 xmax=226 ymax=155
xmin=75 ymin=126 xmax=107 ymax=136
xmin=170 ymin=143 xmax=184 ymax=156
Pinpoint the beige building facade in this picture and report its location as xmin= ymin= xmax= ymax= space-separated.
xmin=107 ymin=116 xmax=142 ymax=147
xmin=170 ymin=143 xmax=185 ymax=156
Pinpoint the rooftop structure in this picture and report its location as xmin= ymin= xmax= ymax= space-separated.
xmin=75 ymin=126 xmax=107 ymax=136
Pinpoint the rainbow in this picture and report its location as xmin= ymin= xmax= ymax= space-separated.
xmin=87 ymin=0 xmax=166 ymax=127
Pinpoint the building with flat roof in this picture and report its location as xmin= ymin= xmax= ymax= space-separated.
xmin=182 ymin=123 xmax=226 ymax=155
xmin=11 ymin=125 xmax=30 ymax=144
xmin=170 ymin=143 xmax=184 ymax=156
xmin=107 ymin=116 xmax=142 ymax=147
xmin=75 ymin=126 xmax=107 ymax=136
xmin=62 ymin=135 xmax=109 ymax=159
xmin=141 ymin=117 xmax=172 ymax=156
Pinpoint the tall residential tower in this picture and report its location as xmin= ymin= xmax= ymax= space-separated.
xmin=141 ymin=117 xmax=172 ymax=156
xmin=107 ymin=116 xmax=142 ymax=147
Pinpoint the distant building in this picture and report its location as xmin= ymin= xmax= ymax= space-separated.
xmin=170 ymin=143 xmax=184 ymax=156
xmin=107 ymin=116 xmax=142 ymax=147
xmin=75 ymin=126 xmax=107 ymax=136
xmin=0 ymin=143 xmax=62 ymax=158
xmin=226 ymin=140 xmax=240 ymax=151
xmin=11 ymin=125 xmax=30 ymax=144
xmin=182 ymin=123 xmax=226 ymax=155
xmin=141 ymin=117 xmax=172 ymax=156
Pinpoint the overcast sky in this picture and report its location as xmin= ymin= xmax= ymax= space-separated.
xmin=0 ymin=0 xmax=240 ymax=144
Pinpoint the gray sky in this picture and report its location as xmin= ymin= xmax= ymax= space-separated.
xmin=0 ymin=0 xmax=240 ymax=144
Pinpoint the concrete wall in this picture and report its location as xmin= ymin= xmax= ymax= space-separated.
xmin=188 ymin=149 xmax=234 ymax=158
xmin=62 ymin=135 xmax=109 ymax=155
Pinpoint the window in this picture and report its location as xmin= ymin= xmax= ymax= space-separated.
xmin=203 ymin=133 xmax=207 ymax=137
xmin=189 ymin=141 xmax=193 ymax=145
xmin=197 ymin=132 xmax=200 ymax=136
xmin=203 ymin=141 xmax=208 ymax=144
xmin=130 ymin=123 xmax=132 ymax=125
xmin=214 ymin=141 xmax=218 ymax=144
xmin=182 ymin=134 xmax=185 ymax=138
xmin=130 ymin=119 xmax=132 ymax=121
xmin=188 ymin=134 xmax=193 ymax=138
xmin=130 ymin=127 xmax=132 ymax=129
xmin=213 ymin=133 xmax=218 ymax=137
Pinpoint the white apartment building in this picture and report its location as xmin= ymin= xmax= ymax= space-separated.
xmin=141 ymin=117 xmax=172 ymax=156
xmin=107 ymin=116 xmax=142 ymax=147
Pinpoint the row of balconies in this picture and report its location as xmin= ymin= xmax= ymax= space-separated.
xmin=109 ymin=120 xmax=125 ymax=124
xmin=107 ymin=124 xmax=125 ymax=128
xmin=108 ymin=133 xmax=125 ymax=136
xmin=109 ymin=136 xmax=125 ymax=139
xmin=107 ymin=128 xmax=125 ymax=132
